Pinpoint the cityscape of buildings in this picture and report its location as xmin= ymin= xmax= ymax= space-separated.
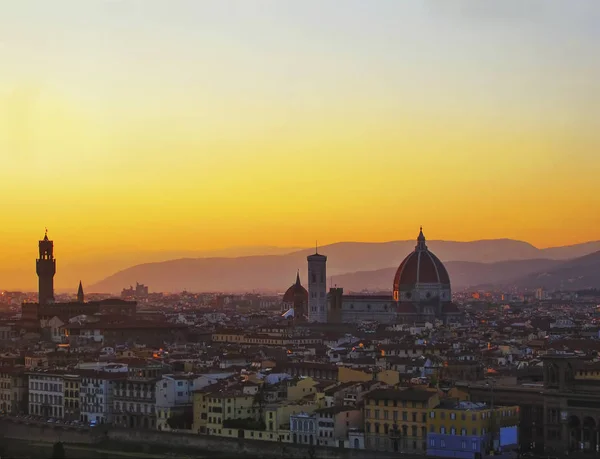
xmin=0 ymin=229 xmax=598 ymax=459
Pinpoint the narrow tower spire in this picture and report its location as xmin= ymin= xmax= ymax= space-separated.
xmin=77 ymin=281 xmax=85 ymax=303
xmin=416 ymin=226 xmax=427 ymax=251
xmin=295 ymin=269 xmax=301 ymax=286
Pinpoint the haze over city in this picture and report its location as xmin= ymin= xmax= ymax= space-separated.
xmin=1 ymin=1 xmax=599 ymax=289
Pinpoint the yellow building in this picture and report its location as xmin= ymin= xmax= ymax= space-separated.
xmin=364 ymin=387 xmax=440 ymax=454
xmin=287 ymin=377 xmax=319 ymax=401
xmin=63 ymin=374 xmax=81 ymax=421
xmin=192 ymin=385 xmax=257 ymax=434
xmin=428 ymin=401 xmax=519 ymax=457
xmin=0 ymin=367 xmax=27 ymax=415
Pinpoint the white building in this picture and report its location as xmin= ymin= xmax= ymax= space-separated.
xmin=155 ymin=374 xmax=195 ymax=431
xmin=44 ymin=316 xmax=66 ymax=343
xmin=307 ymin=252 xmax=327 ymax=323
xmin=28 ymin=370 xmax=64 ymax=419
xmin=290 ymin=411 xmax=317 ymax=445
xmin=314 ymin=406 xmax=363 ymax=448
xmin=80 ymin=370 xmax=126 ymax=425
xmin=348 ymin=429 xmax=365 ymax=449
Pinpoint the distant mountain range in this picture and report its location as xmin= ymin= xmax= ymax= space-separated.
xmin=490 ymin=250 xmax=600 ymax=291
xmin=88 ymin=239 xmax=600 ymax=294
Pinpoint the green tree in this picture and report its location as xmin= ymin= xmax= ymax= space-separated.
xmin=252 ymin=383 xmax=268 ymax=422
xmin=51 ymin=441 xmax=66 ymax=459
xmin=166 ymin=408 xmax=193 ymax=430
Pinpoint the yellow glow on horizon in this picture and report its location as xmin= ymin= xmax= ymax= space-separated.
xmin=1 ymin=1 xmax=599 ymax=290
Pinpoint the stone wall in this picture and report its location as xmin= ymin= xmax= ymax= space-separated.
xmin=107 ymin=429 xmax=403 ymax=459
xmin=0 ymin=420 xmax=98 ymax=444
xmin=0 ymin=420 xmax=413 ymax=459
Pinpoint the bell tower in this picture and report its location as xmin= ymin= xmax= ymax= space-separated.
xmin=307 ymin=245 xmax=327 ymax=323
xmin=36 ymin=229 xmax=56 ymax=305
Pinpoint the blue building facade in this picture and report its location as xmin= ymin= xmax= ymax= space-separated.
xmin=427 ymin=433 xmax=488 ymax=459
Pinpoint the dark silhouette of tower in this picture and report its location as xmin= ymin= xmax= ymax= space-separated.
xmin=77 ymin=281 xmax=84 ymax=303
xmin=36 ymin=229 xmax=56 ymax=305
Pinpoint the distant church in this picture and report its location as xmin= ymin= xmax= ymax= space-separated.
xmin=21 ymin=231 xmax=137 ymax=324
xmin=306 ymin=228 xmax=462 ymax=325
xmin=281 ymin=271 xmax=308 ymax=320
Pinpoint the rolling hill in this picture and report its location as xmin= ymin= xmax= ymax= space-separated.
xmin=331 ymin=259 xmax=565 ymax=292
xmin=88 ymin=239 xmax=600 ymax=293
xmin=497 ymin=250 xmax=600 ymax=291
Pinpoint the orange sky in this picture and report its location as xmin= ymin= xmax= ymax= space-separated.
xmin=1 ymin=1 xmax=599 ymax=289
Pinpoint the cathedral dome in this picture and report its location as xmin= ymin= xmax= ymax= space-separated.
xmin=393 ymin=228 xmax=450 ymax=301
xmin=283 ymin=272 xmax=308 ymax=304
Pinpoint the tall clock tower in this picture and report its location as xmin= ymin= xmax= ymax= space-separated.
xmin=36 ymin=229 xmax=56 ymax=305
xmin=307 ymin=250 xmax=327 ymax=323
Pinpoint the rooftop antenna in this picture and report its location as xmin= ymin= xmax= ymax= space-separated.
xmin=315 ymin=240 xmax=318 ymax=254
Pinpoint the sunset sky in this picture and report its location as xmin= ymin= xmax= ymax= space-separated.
xmin=1 ymin=1 xmax=599 ymax=288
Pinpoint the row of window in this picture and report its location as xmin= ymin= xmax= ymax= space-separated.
xmin=430 ymin=409 xmax=516 ymax=420
xmin=114 ymin=402 xmax=155 ymax=414
xmin=368 ymin=400 xmax=426 ymax=408
xmin=436 ymin=426 xmax=487 ymax=436
xmin=30 ymin=393 xmax=63 ymax=405
xmin=366 ymin=409 xmax=426 ymax=422
xmin=29 ymin=382 xmax=63 ymax=392
xmin=429 ymin=438 xmax=479 ymax=451
xmin=366 ymin=423 xmax=425 ymax=436
xmin=292 ymin=419 xmax=315 ymax=432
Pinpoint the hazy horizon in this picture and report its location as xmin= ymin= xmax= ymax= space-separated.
xmin=1 ymin=234 xmax=600 ymax=292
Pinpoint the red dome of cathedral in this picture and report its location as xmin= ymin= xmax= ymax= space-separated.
xmin=393 ymin=228 xmax=450 ymax=299
xmin=282 ymin=271 xmax=308 ymax=304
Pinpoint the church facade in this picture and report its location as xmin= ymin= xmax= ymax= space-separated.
xmin=314 ymin=228 xmax=462 ymax=324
